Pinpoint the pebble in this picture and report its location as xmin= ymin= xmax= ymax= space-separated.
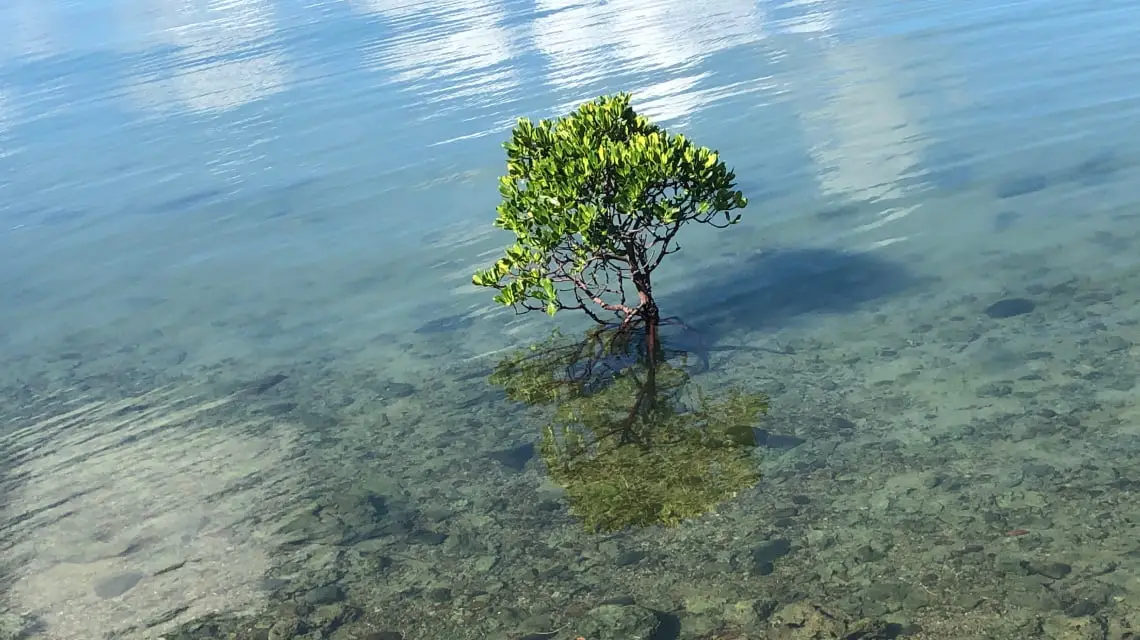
xmin=615 ymin=551 xmax=648 ymax=567
xmin=303 ymin=584 xmax=345 ymax=605
xmin=1026 ymin=561 xmax=1072 ymax=580
xmin=832 ymin=417 xmax=856 ymax=431
xmin=751 ymin=538 xmax=792 ymax=568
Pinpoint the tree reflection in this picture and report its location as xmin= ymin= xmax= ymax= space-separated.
xmin=490 ymin=321 xmax=767 ymax=533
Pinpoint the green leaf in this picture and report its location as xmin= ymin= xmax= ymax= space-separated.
xmin=471 ymin=92 xmax=748 ymax=320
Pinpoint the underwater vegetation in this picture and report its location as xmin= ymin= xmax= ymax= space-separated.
xmin=491 ymin=327 xmax=767 ymax=533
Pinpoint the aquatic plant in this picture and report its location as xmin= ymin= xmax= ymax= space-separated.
xmin=476 ymin=93 xmax=764 ymax=532
xmin=472 ymin=92 xmax=747 ymax=349
xmin=491 ymin=327 xmax=767 ymax=533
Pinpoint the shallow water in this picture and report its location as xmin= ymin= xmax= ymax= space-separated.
xmin=3 ymin=0 xmax=1140 ymax=639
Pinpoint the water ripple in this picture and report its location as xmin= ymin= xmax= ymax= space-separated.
xmin=116 ymin=0 xmax=289 ymax=115
xmin=0 ymin=0 xmax=1138 ymax=248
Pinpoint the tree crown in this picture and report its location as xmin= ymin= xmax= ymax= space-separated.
xmin=472 ymin=93 xmax=747 ymax=323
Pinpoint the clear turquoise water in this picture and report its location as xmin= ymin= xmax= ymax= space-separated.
xmin=3 ymin=0 xmax=1140 ymax=638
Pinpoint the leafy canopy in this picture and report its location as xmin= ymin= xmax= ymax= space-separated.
xmin=472 ymin=93 xmax=747 ymax=322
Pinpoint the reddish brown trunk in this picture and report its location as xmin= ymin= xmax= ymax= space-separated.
xmin=616 ymin=286 xmax=662 ymax=446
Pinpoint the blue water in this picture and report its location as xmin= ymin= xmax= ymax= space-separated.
xmin=3 ymin=0 xmax=1140 ymax=638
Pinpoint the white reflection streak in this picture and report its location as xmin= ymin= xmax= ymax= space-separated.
xmin=353 ymin=0 xmax=518 ymax=101
xmin=531 ymin=0 xmax=766 ymax=125
xmin=635 ymin=76 xmax=709 ymax=123
xmin=791 ymin=1 xmax=925 ymax=209
xmin=806 ymin=47 xmax=924 ymax=202
xmin=0 ymin=90 xmax=14 ymax=163
xmin=120 ymin=0 xmax=287 ymax=114
xmin=530 ymin=0 xmax=610 ymax=90
xmin=608 ymin=0 xmax=764 ymax=71
xmin=0 ymin=90 xmax=9 ymax=134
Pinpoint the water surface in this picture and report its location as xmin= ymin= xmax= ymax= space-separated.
xmin=2 ymin=0 xmax=1140 ymax=638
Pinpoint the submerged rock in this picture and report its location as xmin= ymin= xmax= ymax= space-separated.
xmin=993 ymin=210 xmax=1021 ymax=232
xmin=94 ymin=572 xmax=145 ymax=599
xmin=995 ymin=175 xmax=1048 ymax=199
xmin=985 ymin=298 xmax=1036 ymax=318
xmin=302 ymin=584 xmax=345 ymax=606
xmin=573 ymin=603 xmax=660 ymax=640
xmin=277 ymin=491 xmax=408 ymax=545
xmin=766 ymin=602 xmax=898 ymax=639
xmin=752 ymin=538 xmax=793 ymax=575
xmin=489 ymin=442 xmax=535 ymax=471
xmin=414 ymin=313 xmax=474 ymax=334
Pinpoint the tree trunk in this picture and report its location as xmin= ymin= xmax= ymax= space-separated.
xmin=615 ymin=293 xmax=664 ymax=446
